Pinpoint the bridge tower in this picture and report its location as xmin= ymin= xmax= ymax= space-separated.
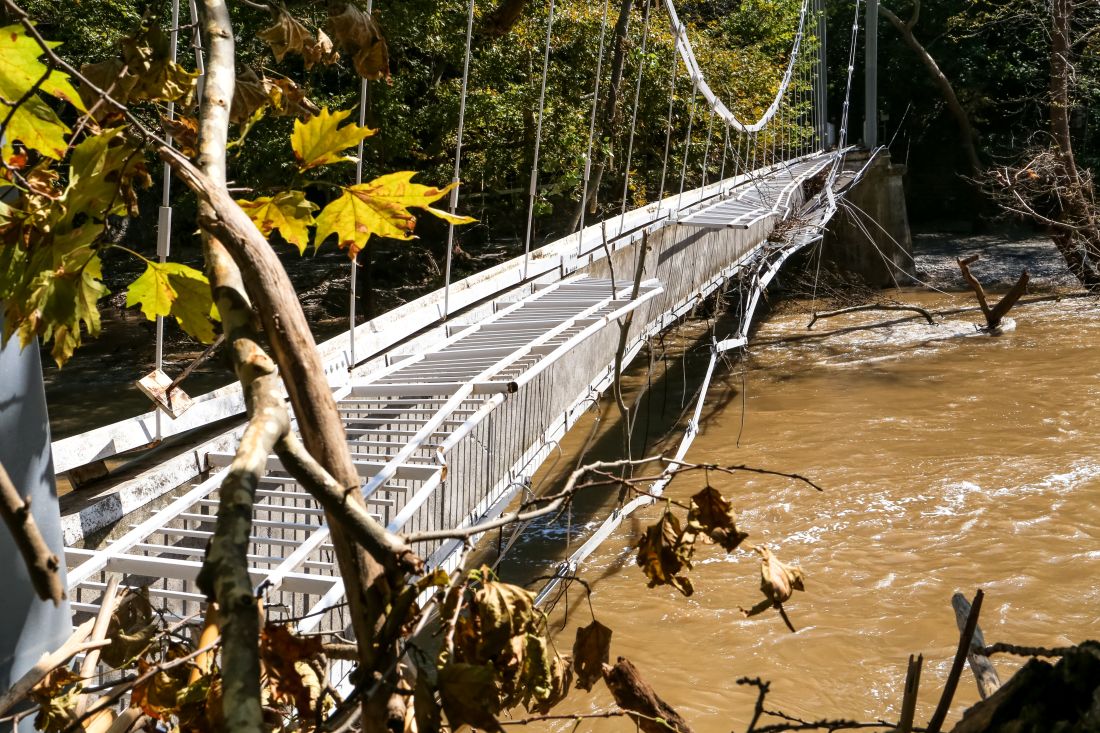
xmin=864 ymin=0 xmax=879 ymax=147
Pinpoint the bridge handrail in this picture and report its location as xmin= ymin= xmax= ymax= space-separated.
xmin=49 ymin=154 xmax=824 ymax=478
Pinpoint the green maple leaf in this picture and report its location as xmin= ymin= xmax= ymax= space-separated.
xmin=0 ymin=24 xmax=86 ymax=112
xmin=13 ymin=253 xmax=107 ymax=367
xmin=59 ymin=129 xmax=151 ymax=225
xmin=126 ymin=261 xmax=174 ymax=320
xmin=314 ymin=172 xmax=476 ymax=258
xmin=126 ymin=261 xmax=217 ymax=344
xmin=165 ymin=265 xmax=218 ymax=343
xmin=290 ymin=106 xmax=375 ymax=171
xmin=0 ymin=95 xmax=70 ymax=159
xmin=236 ymin=190 xmax=318 ymax=255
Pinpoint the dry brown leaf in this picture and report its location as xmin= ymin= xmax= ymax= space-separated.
xmin=258 ymin=7 xmax=314 ymax=63
xmin=328 ymin=2 xmax=390 ymax=81
xmin=160 ymin=114 xmax=198 ymax=158
xmin=268 ymin=76 xmax=320 ymax=119
xmin=101 ymin=589 xmax=159 ymax=668
xmin=230 ymin=68 xmax=318 ymax=125
xmin=230 ymin=67 xmax=269 ymax=125
xmin=758 ymin=545 xmax=805 ymax=604
xmin=437 ymin=663 xmax=503 ymax=733
xmin=303 ymin=29 xmax=340 ymax=70
xmin=259 ymin=623 xmax=327 ymax=718
xmin=635 ymin=511 xmax=693 ymax=596
xmin=684 ymin=485 xmax=749 ymax=552
xmin=572 ymin=619 xmax=612 ymax=692
xmin=131 ymin=657 xmax=190 ymax=720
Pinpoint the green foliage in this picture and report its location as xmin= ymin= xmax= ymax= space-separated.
xmin=125 ymin=260 xmax=217 ymax=343
xmin=0 ymin=12 xmax=473 ymax=365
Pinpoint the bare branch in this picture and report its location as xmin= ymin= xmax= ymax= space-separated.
xmin=273 ymin=433 xmax=421 ymax=573
xmin=401 ymin=457 xmax=667 ymax=544
xmin=0 ymin=460 xmax=65 ymax=605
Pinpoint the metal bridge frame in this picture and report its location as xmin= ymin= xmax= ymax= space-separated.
xmin=60 ymin=151 xmax=839 ymax=638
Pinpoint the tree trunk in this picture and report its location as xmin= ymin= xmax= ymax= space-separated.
xmin=1047 ymin=0 xmax=1100 ymax=287
xmin=190 ymin=5 xmax=418 ymax=731
xmin=880 ymin=2 xmax=982 ymax=176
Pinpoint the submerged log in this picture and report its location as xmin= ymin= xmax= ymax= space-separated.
xmin=807 ymin=303 xmax=936 ymax=329
xmin=602 ymin=657 xmax=694 ymax=733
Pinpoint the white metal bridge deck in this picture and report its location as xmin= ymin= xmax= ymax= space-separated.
xmin=678 ymin=155 xmax=833 ymax=229
xmin=64 ymin=274 xmax=662 ymax=630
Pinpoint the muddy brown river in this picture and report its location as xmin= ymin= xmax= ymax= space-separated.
xmin=495 ymin=287 xmax=1100 ymax=731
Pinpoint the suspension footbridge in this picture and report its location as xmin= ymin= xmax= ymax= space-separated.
xmin=49 ymin=0 xmax=877 ymax=650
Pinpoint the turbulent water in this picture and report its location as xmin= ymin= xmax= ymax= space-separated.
xmin=493 ymin=236 xmax=1100 ymax=730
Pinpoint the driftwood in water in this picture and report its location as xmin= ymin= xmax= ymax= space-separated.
xmin=897 ymin=653 xmax=924 ymax=733
xmin=956 ymin=255 xmax=1030 ymax=330
xmin=602 ymin=657 xmax=694 ymax=733
xmin=953 ymin=592 xmax=1002 ymax=700
xmin=808 ymin=303 xmax=936 ymax=329
xmin=927 ymin=589 xmax=986 ymax=733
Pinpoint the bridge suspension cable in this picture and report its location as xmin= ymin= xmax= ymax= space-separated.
xmin=442 ymin=0 xmax=477 ymax=320
xmin=620 ymin=0 xmax=654 ymax=216
xmin=522 ymin=0 xmax=558 ymax=279
xmin=578 ymin=0 xmax=612 ymax=241
xmin=534 ymin=0 xmax=867 ymax=609
xmin=663 ymin=0 xmax=812 ymax=133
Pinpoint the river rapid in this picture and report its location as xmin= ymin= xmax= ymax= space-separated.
xmin=494 ymin=236 xmax=1100 ymax=730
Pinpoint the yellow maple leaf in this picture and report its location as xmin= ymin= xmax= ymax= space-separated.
xmin=236 ymin=190 xmax=318 ymax=255
xmin=314 ymin=171 xmax=476 ymax=259
xmin=290 ymin=106 xmax=375 ymax=171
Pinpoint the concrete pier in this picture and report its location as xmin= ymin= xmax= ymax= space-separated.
xmin=822 ymin=151 xmax=916 ymax=287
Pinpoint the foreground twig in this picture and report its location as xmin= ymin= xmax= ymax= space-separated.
xmin=0 ymin=460 xmax=65 ymax=605
xmin=0 ymin=618 xmax=100 ymax=718
xmin=739 ymin=676 xmax=771 ymax=733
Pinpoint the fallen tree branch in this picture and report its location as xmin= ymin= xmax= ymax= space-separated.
xmin=0 ymin=618 xmax=99 ymax=718
xmin=755 ymin=293 xmax=1096 ymax=347
xmin=956 ymin=255 xmax=1030 ymax=330
xmin=0 ymin=460 xmax=65 ymax=605
xmin=808 ymin=303 xmax=935 ymax=329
